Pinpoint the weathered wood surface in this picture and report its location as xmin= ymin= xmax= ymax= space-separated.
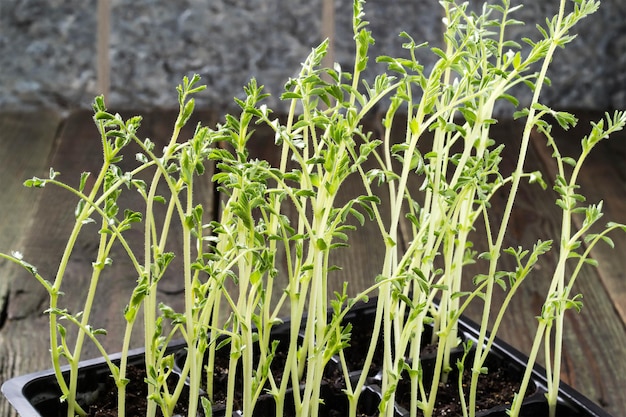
xmin=0 ymin=110 xmax=625 ymax=416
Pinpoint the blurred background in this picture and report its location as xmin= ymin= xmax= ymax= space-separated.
xmin=1 ymin=0 xmax=625 ymax=114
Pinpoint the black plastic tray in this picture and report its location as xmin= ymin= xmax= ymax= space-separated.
xmin=2 ymin=302 xmax=612 ymax=417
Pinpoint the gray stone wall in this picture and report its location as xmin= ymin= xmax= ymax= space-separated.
xmin=1 ymin=0 xmax=625 ymax=113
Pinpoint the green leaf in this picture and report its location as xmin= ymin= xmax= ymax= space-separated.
xmin=153 ymin=195 xmax=167 ymax=204
xmin=79 ymin=172 xmax=90 ymax=192
xmin=562 ymin=157 xmax=577 ymax=167
xmin=177 ymin=98 xmax=195 ymax=128
xmin=94 ymin=110 xmax=115 ymax=121
xmin=512 ymin=51 xmax=522 ymax=69
xmin=24 ymin=177 xmax=47 ymax=188
xmin=528 ymin=171 xmax=547 ymax=189
xmin=384 ymin=235 xmax=396 ymax=247
xmin=499 ymin=93 xmax=519 ymax=107
xmin=57 ymin=323 xmax=67 ymax=338
xmin=349 ymin=207 xmax=365 ymax=226
xmin=201 ymin=397 xmax=213 ymax=417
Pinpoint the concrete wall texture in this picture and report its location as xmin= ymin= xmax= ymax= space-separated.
xmin=1 ymin=0 xmax=625 ymax=113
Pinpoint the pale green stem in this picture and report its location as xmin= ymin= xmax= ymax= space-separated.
xmin=505 ymin=9 xmax=572 ymax=415
xmin=143 ymin=116 xmax=184 ymax=417
xmin=51 ymin=142 xmax=112 ymax=416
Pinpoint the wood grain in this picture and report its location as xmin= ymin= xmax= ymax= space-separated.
xmin=0 ymin=110 xmax=65 ymax=417
xmin=536 ymin=112 xmax=626 ymax=323
xmin=392 ymin=114 xmax=626 ymax=415
xmin=0 ymin=111 xmax=62 ymax=316
xmin=1 ymin=110 xmax=625 ymax=417
xmin=0 ymin=109 xmax=217 ymax=417
xmin=528 ymin=112 xmax=626 ymax=413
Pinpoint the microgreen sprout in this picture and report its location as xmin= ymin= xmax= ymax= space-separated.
xmin=1 ymin=1 xmax=623 ymax=417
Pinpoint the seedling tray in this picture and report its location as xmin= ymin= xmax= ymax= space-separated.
xmin=2 ymin=302 xmax=612 ymax=417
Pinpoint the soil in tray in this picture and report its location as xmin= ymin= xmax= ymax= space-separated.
xmin=81 ymin=352 xmax=531 ymax=417
xmin=84 ymin=358 xmax=526 ymax=417
xmin=395 ymin=352 xmax=533 ymax=417
xmin=87 ymin=365 xmax=200 ymax=417
xmin=80 ymin=326 xmax=533 ymax=417
xmin=199 ymin=333 xmax=293 ymax=410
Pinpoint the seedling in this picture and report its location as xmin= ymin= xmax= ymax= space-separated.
xmin=1 ymin=1 xmax=624 ymax=417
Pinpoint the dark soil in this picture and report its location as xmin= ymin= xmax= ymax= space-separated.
xmin=201 ymin=333 xmax=292 ymax=411
xmin=87 ymin=365 xmax=199 ymax=417
xmin=85 ymin=355 xmax=526 ymax=417
xmin=395 ymin=353 xmax=532 ymax=417
xmin=81 ymin=315 xmax=532 ymax=417
xmin=85 ymin=349 xmax=529 ymax=417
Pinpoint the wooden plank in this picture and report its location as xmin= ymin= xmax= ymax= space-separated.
xmin=527 ymin=112 xmax=626 ymax=414
xmin=0 ymin=110 xmax=63 ymax=417
xmin=2 ymin=108 xmax=625 ymax=416
xmin=0 ymin=111 xmax=62 ymax=260
xmin=0 ymin=109 xmax=217 ymax=417
xmin=393 ymin=116 xmax=626 ymax=414
xmin=246 ymin=111 xmax=626 ymax=413
xmin=0 ymin=110 xmax=62 ymax=321
xmin=242 ymin=111 xmax=626 ymax=413
xmin=473 ymin=118 xmax=626 ymax=414
xmin=536 ymin=111 xmax=626 ymax=323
